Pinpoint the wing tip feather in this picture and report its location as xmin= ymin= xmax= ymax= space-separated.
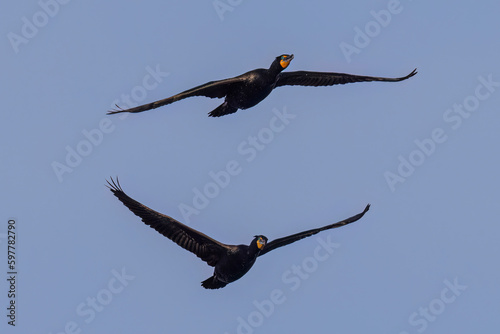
xmin=107 ymin=104 xmax=125 ymax=115
xmin=106 ymin=176 xmax=123 ymax=193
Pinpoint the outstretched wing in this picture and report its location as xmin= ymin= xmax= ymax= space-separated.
xmin=258 ymin=204 xmax=370 ymax=256
xmin=106 ymin=177 xmax=227 ymax=266
xmin=275 ymin=69 xmax=417 ymax=87
xmin=108 ymin=77 xmax=245 ymax=115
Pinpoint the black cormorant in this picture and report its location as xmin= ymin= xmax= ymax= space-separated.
xmin=106 ymin=177 xmax=370 ymax=289
xmin=108 ymin=54 xmax=416 ymax=117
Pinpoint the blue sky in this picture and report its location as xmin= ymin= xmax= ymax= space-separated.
xmin=1 ymin=1 xmax=499 ymax=333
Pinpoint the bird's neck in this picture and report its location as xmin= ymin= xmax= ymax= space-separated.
xmin=248 ymin=243 xmax=261 ymax=258
xmin=269 ymin=61 xmax=285 ymax=77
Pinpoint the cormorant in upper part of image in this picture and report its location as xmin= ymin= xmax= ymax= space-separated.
xmin=108 ymin=54 xmax=416 ymax=117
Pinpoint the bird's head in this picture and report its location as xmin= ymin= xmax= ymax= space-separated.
xmin=277 ymin=54 xmax=294 ymax=69
xmin=254 ymin=235 xmax=268 ymax=250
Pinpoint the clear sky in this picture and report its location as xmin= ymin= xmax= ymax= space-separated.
xmin=1 ymin=1 xmax=499 ymax=333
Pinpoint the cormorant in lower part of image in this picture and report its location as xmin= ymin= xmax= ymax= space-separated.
xmin=106 ymin=177 xmax=370 ymax=289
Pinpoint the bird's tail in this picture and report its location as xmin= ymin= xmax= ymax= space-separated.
xmin=201 ymin=276 xmax=227 ymax=289
xmin=208 ymin=102 xmax=238 ymax=117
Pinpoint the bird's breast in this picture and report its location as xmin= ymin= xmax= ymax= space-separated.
xmin=215 ymin=249 xmax=258 ymax=283
xmin=225 ymin=70 xmax=278 ymax=109
xmin=229 ymin=83 xmax=275 ymax=109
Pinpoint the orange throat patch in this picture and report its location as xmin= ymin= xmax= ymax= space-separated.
xmin=280 ymin=59 xmax=291 ymax=69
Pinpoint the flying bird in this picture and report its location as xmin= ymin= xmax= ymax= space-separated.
xmin=106 ymin=177 xmax=370 ymax=289
xmin=108 ymin=54 xmax=417 ymax=117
